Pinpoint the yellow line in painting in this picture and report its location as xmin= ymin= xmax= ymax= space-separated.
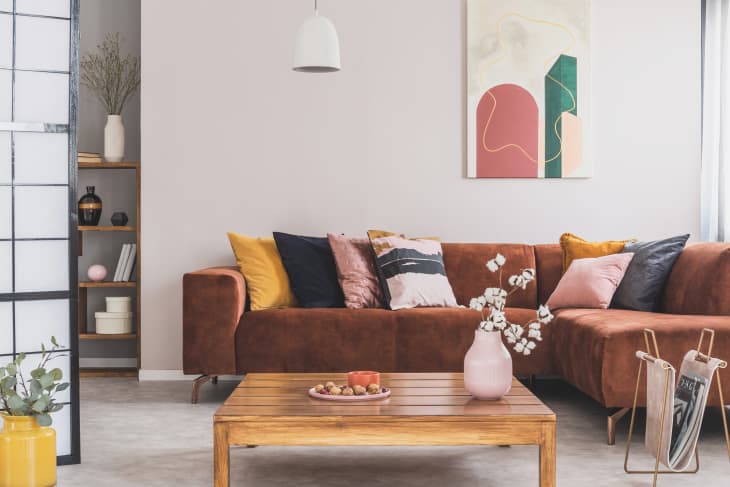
xmin=481 ymin=91 xmax=538 ymax=162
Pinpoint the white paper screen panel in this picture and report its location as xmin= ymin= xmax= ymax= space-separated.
xmin=0 ymin=302 xmax=11 ymax=355
xmin=0 ymin=14 xmax=11 ymax=68
xmin=16 ymin=0 xmax=71 ymax=18
xmin=14 ymin=240 xmax=69 ymax=293
xmin=0 ymin=242 xmax=11 ymax=293
xmin=14 ymin=186 xmax=69 ymax=239
xmin=0 ymin=70 xmax=10 ymax=122
xmin=15 ymin=16 xmax=70 ymax=72
xmin=0 ymin=0 xmax=11 ymax=12
xmin=14 ymin=132 xmax=68 ymax=184
xmin=14 ymin=299 xmax=70 ymax=354
xmin=0 ymin=132 xmax=10 ymax=184
xmin=0 ymin=186 xmax=10 ymax=239
xmin=14 ymin=71 xmax=69 ymax=124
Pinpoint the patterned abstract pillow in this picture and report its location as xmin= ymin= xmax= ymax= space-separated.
xmin=367 ymin=230 xmax=458 ymax=310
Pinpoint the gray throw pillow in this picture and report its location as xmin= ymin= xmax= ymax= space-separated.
xmin=611 ymin=234 xmax=690 ymax=312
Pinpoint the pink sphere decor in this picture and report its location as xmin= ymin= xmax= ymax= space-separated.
xmin=87 ymin=264 xmax=108 ymax=282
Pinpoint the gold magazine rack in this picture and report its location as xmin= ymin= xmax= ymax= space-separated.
xmin=624 ymin=329 xmax=730 ymax=487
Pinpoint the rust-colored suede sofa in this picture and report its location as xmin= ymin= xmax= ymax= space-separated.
xmin=183 ymin=242 xmax=730 ymax=443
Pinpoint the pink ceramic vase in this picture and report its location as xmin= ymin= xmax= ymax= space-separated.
xmin=464 ymin=329 xmax=513 ymax=400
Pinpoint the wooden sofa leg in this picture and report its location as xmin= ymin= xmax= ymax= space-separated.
xmin=607 ymin=407 xmax=630 ymax=446
xmin=191 ymin=375 xmax=218 ymax=404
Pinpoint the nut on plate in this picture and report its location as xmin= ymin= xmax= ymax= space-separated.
xmin=314 ymin=384 xmax=325 ymax=393
xmin=367 ymin=383 xmax=380 ymax=394
xmin=325 ymin=381 xmax=336 ymax=390
xmin=353 ymin=385 xmax=367 ymax=396
xmin=329 ymin=386 xmax=342 ymax=396
xmin=342 ymin=387 xmax=354 ymax=396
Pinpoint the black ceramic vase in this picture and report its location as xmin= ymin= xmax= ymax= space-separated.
xmin=78 ymin=186 xmax=102 ymax=226
xmin=111 ymin=212 xmax=129 ymax=227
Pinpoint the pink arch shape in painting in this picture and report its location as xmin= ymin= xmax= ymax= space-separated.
xmin=476 ymin=83 xmax=539 ymax=178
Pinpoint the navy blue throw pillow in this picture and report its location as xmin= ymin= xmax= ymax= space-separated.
xmin=611 ymin=234 xmax=690 ymax=312
xmin=273 ymin=232 xmax=344 ymax=308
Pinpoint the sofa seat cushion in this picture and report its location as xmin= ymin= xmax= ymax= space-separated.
xmin=236 ymin=308 xmax=398 ymax=373
xmin=236 ymin=307 xmax=555 ymax=376
xmin=392 ymin=307 xmax=554 ymax=375
xmin=552 ymin=308 xmax=730 ymax=407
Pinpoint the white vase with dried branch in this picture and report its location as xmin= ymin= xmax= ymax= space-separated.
xmin=80 ymin=33 xmax=140 ymax=163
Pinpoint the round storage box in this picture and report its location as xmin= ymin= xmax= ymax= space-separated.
xmin=105 ymin=296 xmax=132 ymax=313
xmin=95 ymin=311 xmax=133 ymax=334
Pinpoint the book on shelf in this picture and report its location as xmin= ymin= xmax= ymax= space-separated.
xmin=121 ymin=244 xmax=137 ymax=282
xmin=78 ymin=152 xmax=103 ymax=163
xmin=113 ymin=244 xmax=131 ymax=282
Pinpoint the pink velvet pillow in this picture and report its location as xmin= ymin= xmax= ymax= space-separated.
xmin=546 ymin=253 xmax=635 ymax=310
xmin=327 ymin=234 xmax=383 ymax=309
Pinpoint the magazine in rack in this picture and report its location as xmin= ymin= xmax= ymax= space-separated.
xmin=669 ymin=372 xmax=708 ymax=466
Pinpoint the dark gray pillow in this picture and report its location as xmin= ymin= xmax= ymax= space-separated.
xmin=611 ymin=234 xmax=690 ymax=311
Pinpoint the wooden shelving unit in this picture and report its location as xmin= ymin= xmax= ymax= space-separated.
xmin=78 ymin=161 xmax=141 ymax=378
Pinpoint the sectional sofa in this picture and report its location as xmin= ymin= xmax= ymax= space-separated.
xmin=183 ymin=242 xmax=730 ymax=444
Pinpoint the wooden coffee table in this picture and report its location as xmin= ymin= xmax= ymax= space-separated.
xmin=214 ymin=372 xmax=556 ymax=486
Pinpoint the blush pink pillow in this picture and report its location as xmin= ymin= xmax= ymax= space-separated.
xmin=327 ymin=234 xmax=383 ymax=309
xmin=546 ymin=253 xmax=635 ymax=310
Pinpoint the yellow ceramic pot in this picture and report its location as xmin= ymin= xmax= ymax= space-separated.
xmin=0 ymin=415 xmax=56 ymax=487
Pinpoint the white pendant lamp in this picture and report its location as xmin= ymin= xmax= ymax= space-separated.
xmin=293 ymin=0 xmax=341 ymax=73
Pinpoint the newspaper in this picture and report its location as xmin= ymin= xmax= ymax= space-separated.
xmin=668 ymin=372 xmax=708 ymax=466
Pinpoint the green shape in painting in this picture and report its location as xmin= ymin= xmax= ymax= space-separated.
xmin=544 ymin=55 xmax=578 ymax=179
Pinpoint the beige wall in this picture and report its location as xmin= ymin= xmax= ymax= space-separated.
xmin=140 ymin=0 xmax=702 ymax=372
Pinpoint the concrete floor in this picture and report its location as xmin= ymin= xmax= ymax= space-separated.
xmin=56 ymin=378 xmax=730 ymax=486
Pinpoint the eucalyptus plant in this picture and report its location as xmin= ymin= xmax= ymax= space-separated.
xmin=80 ymin=32 xmax=141 ymax=115
xmin=0 ymin=337 xmax=69 ymax=426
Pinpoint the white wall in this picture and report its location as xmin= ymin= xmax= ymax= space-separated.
xmin=141 ymin=0 xmax=702 ymax=371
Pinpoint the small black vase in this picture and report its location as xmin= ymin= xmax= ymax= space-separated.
xmin=78 ymin=186 xmax=102 ymax=226
xmin=111 ymin=212 xmax=129 ymax=227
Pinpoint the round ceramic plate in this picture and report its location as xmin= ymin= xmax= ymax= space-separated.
xmin=308 ymin=387 xmax=391 ymax=401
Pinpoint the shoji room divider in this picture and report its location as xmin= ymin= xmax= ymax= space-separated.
xmin=0 ymin=0 xmax=80 ymax=464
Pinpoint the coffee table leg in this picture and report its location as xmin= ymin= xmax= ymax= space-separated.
xmin=539 ymin=423 xmax=556 ymax=487
xmin=214 ymin=423 xmax=230 ymax=487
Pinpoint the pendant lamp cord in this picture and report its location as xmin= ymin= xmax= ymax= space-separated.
xmin=315 ymin=0 xmax=318 ymax=11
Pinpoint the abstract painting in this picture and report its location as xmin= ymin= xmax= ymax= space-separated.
xmin=467 ymin=0 xmax=591 ymax=178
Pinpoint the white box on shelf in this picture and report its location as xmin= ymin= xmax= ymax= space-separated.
xmin=105 ymin=296 xmax=132 ymax=313
xmin=95 ymin=311 xmax=133 ymax=334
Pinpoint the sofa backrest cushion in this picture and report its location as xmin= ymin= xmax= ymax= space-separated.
xmin=659 ymin=243 xmax=730 ymax=315
xmin=535 ymin=244 xmax=564 ymax=306
xmin=441 ymin=243 xmax=537 ymax=309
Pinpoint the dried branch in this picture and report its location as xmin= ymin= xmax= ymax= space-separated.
xmin=80 ymin=33 xmax=140 ymax=115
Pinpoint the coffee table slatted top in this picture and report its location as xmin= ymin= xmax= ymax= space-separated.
xmin=215 ymin=373 xmax=554 ymax=421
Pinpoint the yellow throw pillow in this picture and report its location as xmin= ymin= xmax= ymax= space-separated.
xmin=227 ymin=232 xmax=297 ymax=310
xmin=560 ymin=233 xmax=631 ymax=272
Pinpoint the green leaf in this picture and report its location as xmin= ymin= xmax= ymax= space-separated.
xmin=1 ymin=376 xmax=16 ymax=390
xmin=32 ymin=396 xmax=49 ymax=413
xmin=30 ymin=379 xmax=43 ymax=396
xmin=49 ymin=368 xmax=62 ymax=381
xmin=15 ymin=353 xmax=25 ymax=365
xmin=35 ymin=413 xmax=52 ymax=427
xmin=6 ymin=364 xmax=16 ymax=376
xmin=39 ymin=373 xmax=54 ymax=389
xmin=50 ymin=336 xmax=58 ymax=348
xmin=48 ymin=403 xmax=64 ymax=413
xmin=41 ymin=342 xmax=46 ymax=358
xmin=7 ymin=395 xmax=24 ymax=410
xmin=55 ymin=382 xmax=70 ymax=392
xmin=31 ymin=367 xmax=46 ymax=379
